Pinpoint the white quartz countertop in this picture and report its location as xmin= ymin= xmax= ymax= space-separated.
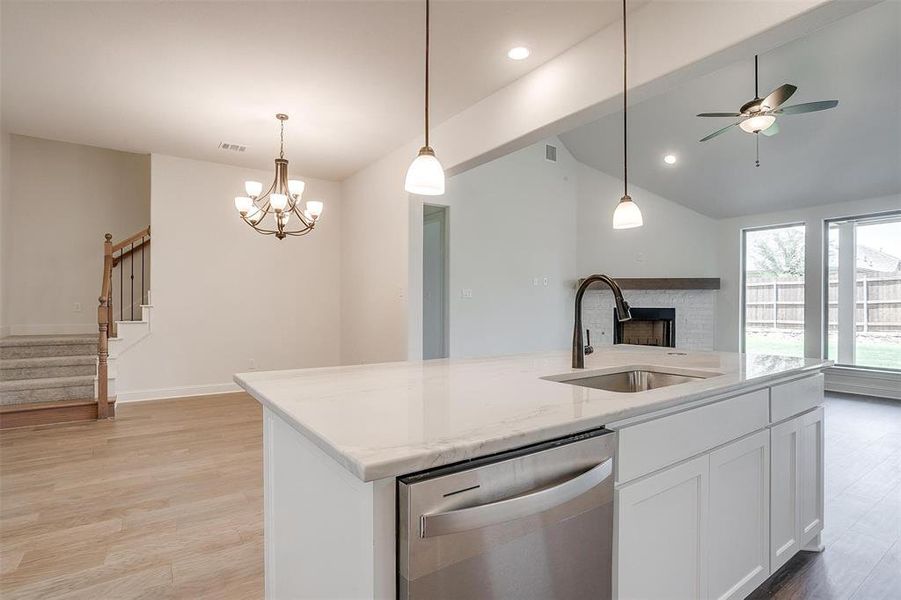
xmin=235 ymin=346 xmax=830 ymax=482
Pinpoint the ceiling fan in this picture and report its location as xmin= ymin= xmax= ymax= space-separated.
xmin=696 ymin=55 xmax=838 ymax=165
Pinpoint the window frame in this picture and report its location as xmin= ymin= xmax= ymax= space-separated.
xmin=740 ymin=221 xmax=807 ymax=355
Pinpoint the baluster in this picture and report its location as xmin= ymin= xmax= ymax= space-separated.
xmin=120 ymin=252 xmax=123 ymax=322
xmin=130 ymin=242 xmax=134 ymax=321
xmin=141 ymin=236 xmax=145 ymax=305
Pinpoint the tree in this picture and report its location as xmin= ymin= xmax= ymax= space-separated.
xmin=752 ymin=229 xmax=805 ymax=277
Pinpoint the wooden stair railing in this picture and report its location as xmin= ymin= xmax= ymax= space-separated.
xmin=97 ymin=226 xmax=150 ymax=418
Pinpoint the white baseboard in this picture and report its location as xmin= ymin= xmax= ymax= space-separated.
xmin=9 ymin=323 xmax=96 ymax=336
xmin=116 ymin=382 xmax=243 ymax=403
xmin=825 ymin=366 xmax=901 ymax=400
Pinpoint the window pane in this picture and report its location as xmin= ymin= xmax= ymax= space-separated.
xmin=743 ymin=225 xmax=806 ymax=357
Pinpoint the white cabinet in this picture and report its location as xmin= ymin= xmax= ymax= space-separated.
xmin=708 ymin=430 xmax=770 ymax=600
xmin=616 ymin=455 xmax=709 ymax=600
xmin=770 ymin=406 xmax=825 ymax=572
xmin=799 ymin=407 xmax=825 ymax=548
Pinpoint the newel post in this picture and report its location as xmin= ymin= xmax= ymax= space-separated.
xmin=97 ymin=233 xmax=113 ymax=419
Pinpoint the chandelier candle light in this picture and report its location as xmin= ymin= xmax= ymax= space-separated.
xmin=611 ymin=0 xmax=643 ymax=230
xmin=233 ymin=114 xmax=323 ymax=240
xmin=404 ymin=0 xmax=445 ymax=195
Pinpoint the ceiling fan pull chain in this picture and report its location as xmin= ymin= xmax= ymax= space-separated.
xmin=755 ymin=133 xmax=760 ymax=168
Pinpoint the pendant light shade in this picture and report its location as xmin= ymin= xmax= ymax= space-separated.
xmin=612 ymin=0 xmax=643 ymax=229
xmin=405 ymin=148 xmax=445 ymax=195
xmin=405 ymin=0 xmax=445 ymax=196
xmin=613 ymin=195 xmax=643 ymax=229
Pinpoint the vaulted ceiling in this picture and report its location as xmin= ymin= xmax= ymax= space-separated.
xmin=1 ymin=1 xmax=631 ymax=181
xmin=559 ymin=1 xmax=901 ymax=219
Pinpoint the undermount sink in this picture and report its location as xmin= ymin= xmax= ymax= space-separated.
xmin=544 ymin=368 xmax=719 ymax=393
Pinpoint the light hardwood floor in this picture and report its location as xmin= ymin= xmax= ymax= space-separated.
xmin=1 ymin=393 xmax=263 ymax=600
xmin=1 ymin=392 xmax=898 ymax=599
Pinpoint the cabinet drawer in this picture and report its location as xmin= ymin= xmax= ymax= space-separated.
xmin=770 ymin=374 xmax=824 ymax=423
xmin=617 ymin=389 xmax=769 ymax=483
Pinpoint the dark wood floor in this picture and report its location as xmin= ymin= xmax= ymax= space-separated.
xmin=750 ymin=392 xmax=901 ymax=600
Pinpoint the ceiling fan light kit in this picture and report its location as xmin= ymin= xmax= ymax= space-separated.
xmin=697 ymin=54 xmax=838 ymax=166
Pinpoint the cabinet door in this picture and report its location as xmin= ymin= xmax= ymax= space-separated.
xmin=708 ymin=430 xmax=770 ymax=600
xmin=616 ymin=454 xmax=708 ymax=600
xmin=799 ymin=407 xmax=825 ymax=547
xmin=770 ymin=417 xmax=801 ymax=572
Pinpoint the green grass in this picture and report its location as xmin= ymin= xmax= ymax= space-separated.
xmin=746 ymin=332 xmax=901 ymax=370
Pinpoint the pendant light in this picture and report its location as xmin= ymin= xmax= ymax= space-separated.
xmin=612 ymin=0 xmax=643 ymax=229
xmin=405 ymin=0 xmax=445 ymax=195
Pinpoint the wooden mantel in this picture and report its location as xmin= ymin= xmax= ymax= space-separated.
xmin=577 ymin=277 xmax=721 ymax=290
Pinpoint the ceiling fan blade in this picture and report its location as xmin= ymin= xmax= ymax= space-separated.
xmin=761 ymin=84 xmax=797 ymax=110
xmin=696 ymin=112 xmax=743 ymax=117
xmin=761 ymin=121 xmax=780 ymax=137
xmin=774 ymin=100 xmax=839 ymax=115
xmin=699 ymin=122 xmax=740 ymax=142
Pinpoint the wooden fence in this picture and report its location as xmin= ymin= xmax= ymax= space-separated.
xmin=745 ymin=275 xmax=901 ymax=332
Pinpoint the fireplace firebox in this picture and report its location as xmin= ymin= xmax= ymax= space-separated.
xmin=614 ymin=307 xmax=676 ymax=347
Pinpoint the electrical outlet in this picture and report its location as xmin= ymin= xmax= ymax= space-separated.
xmin=542 ymin=277 xmax=549 ymax=286
xmin=73 ymin=302 xmax=82 ymax=313
xmin=249 ymin=358 xmax=256 ymax=370
xmin=461 ymin=288 xmax=473 ymax=299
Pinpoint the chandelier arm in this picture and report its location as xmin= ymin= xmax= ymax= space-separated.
xmin=284 ymin=226 xmax=315 ymax=237
xmin=289 ymin=203 xmax=313 ymax=228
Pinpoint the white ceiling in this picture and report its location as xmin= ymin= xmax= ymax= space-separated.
xmin=559 ymin=1 xmax=901 ymax=219
xmin=1 ymin=1 xmax=628 ymax=181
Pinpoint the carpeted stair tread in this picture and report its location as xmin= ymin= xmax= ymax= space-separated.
xmin=0 ymin=335 xmax=96 ymax=347
xmin=1 ymin=375 xmax=96 ymax=391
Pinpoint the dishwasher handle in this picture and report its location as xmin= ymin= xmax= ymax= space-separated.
xmin=420 ymin=457 xmax=613 ymax=539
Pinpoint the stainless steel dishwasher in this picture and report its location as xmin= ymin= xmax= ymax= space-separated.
xmin=398 ymin=428 xmax=615 ymax=599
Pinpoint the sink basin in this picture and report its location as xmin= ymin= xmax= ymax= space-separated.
xmin=545 ymin=369 xmax=716 ymax=393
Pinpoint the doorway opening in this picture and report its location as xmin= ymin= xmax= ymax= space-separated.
xmin=423 ymin=205 xmax=449 ymax=359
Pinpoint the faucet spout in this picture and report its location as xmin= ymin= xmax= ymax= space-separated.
xmin=572 ymin=274 xmax=631 ymax=369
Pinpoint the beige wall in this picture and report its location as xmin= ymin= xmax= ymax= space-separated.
xmin=115 ymin=154 xmax=341 ymax=400
xmin=2 ymin=135 xmax=150 ymax=335
xmin=1 ymin=131 xmax=11 ymax=337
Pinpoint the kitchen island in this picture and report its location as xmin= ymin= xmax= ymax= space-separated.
xmin=235 ymin=345 xmax=830 ymax=599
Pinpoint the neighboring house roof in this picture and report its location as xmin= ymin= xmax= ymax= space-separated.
xmin=827 ymin=240 xmax=901 ymax=275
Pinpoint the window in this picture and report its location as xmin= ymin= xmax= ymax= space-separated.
xmin=742 ymin=224 xmax=806 ymax=357
xmin=825 ymin=212 xmax=901 ymax=371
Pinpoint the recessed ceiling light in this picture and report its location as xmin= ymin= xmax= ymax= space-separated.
xmin=663 ymin=154 xmax=677 ymax=165
xmin=507 ymin=46 xmax=530 ymax=61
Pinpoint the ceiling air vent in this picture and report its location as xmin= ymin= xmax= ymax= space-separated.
xmin=218 ymin=142 xmax=247 ymax=153
xmin=545 ymin=144 xmax=557 ymax=163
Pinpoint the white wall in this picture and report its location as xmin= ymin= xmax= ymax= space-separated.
xmin=715 ymin=194 xmax=901 ymax=355
xmin=439 ymin=139 xmax=580 ymax=358
xmin=2 ymin=135 xmax=150 ymax=335
xmin=340 ymin=0 xmax=848 ymax=365
xmin=406 ymin=138 xmax=718 ymax=359
xmin=576 ymin=165 xmax=719 ymax=277
xmin=115 ymin=154 xmax=341 ymax=400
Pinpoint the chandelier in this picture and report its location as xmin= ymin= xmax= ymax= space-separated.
xmin=233 ymin=114 xmax=323 ymax=240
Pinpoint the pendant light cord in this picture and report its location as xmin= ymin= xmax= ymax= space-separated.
xmin=424 ymin=0 xmax=431 ymax=149
xmin=279 ymin=118 xmax=285 ymax=159
xmin=622 ymin=0 xmax=628 ymax=197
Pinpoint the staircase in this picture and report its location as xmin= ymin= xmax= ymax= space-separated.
xmin=0 ymin=226 xmax=150 ymax=429
xmin=0 ymin=335 xmax=108 ymax=428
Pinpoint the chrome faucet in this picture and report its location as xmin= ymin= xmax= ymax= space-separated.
xmin=572 ymin=274 xmax=632 ymax=368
